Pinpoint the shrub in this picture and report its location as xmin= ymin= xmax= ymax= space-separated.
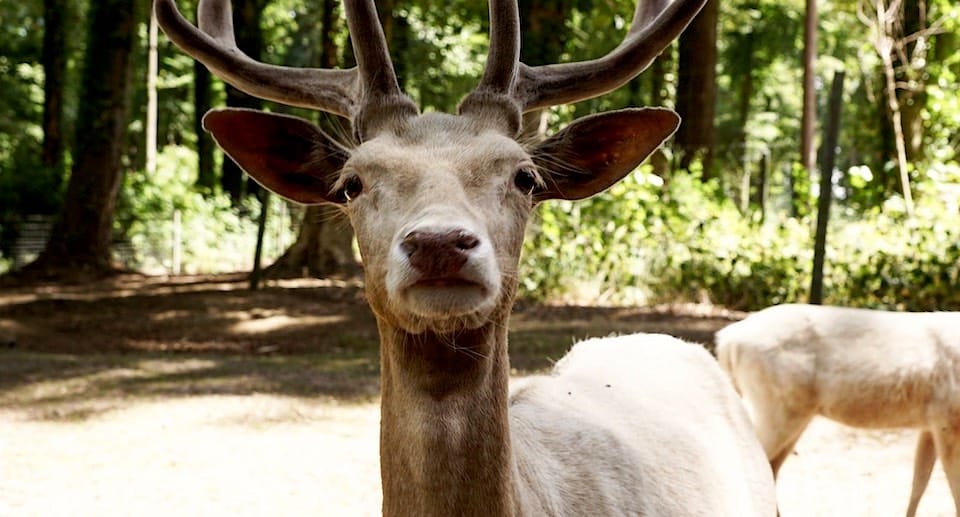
xmin=520 ymin=167 xmax=960 ymax=311
xmin=116 ymin=145 xmax=295 ymax=274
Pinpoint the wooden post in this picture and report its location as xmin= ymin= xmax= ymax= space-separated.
xmin=146 ymin=5 xmax=159 ymax=177
xmin=250 ymin=193 xmax=270 ymax=290
xmin=809 ymin=70 xmax=845 ymax=305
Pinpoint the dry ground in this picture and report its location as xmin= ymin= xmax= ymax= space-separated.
xmin=0 ymin=274 xmax=955 ymax=515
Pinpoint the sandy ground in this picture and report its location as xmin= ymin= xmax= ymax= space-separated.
xmin=2 ymin=394 xmax=955 ymax=517
xmin=0 ymin=276 xmax=954 ymax=515
xmin=1 ymin=396 xmax=381 ymax=517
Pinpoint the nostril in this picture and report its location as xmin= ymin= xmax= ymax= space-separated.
xmin=455 ymin=232 xmax=480 ymax=251
xmin=401 ymin=231 xmax=422 ymax=257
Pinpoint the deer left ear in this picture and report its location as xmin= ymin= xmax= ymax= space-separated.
xmin=202 ymin=108 xmax=349 ymax=205
xmin=532 ymin=108 xmax=679 ymax=202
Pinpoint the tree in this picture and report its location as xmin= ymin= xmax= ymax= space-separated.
xmin=810 ymin=71 xmax=844 ymax=305
xmin=859 ymin=0 xmax=944 ymax=215
xmin=41 ymin=0 xmax=68 ymax=185
xmin=194 ymin=61 xmax=216 ymax=192
xmin=519 ymin=0 xmax=585 ymax=136
xmin=222 ymin=0 xmax=266 ymax=203
xmin=898 ymin=0 xmax=928 ymax=162
xmin=674 ymin=0 xmax=718 ymax=176
xmin=799 ymin=0 xmax=817 ymax=215
xmin=263 ymin=0 xmax=358 ymax=279
xmin=519 ymin=0 xmax=576 ymax=66
xmin=22 ymin=0 xmax=141 ymax=278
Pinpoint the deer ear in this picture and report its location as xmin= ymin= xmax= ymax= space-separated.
xmin=532 ymin=108 xmax=679 ymax=201
xmin=202 ymin=108 xmax=349 ymax=204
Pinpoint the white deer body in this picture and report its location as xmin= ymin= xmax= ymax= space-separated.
xmin=157 ymin=0 xmax=777 ymax=514
xmin=716 ymin=303 xmax=960 ymax=516
xmin=509 ymin=334 xmax=775 ymax=516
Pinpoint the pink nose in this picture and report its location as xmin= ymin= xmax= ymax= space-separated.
xmin=400 ymin=230 xmax=480 ymax=278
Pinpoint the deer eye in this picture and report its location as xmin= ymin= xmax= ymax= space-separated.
xmin=513 ymin=168 xmax=541 ymax=195
xmin=338 ymin=176 xmax=364 ymax=202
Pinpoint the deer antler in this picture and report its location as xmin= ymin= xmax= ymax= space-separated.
xmin=463 ymin=0 xmax=707 ymax=122
xmin=155 ymin=0 xmax=416 ymax=134
xmin=158 ymin=0 xmax=704 ymax=136
xmin=519 ymin=0 xmax=706 ymax=109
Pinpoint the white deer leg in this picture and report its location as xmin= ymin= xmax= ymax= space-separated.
xmin=905 ymin=431 xmax=936 ymax=517
xmin=745 ymin=390 xmax=813 ymax=478
xmin=933 ymin=422 xmax=960 ymax=517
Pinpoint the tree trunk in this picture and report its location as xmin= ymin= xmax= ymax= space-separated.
xmin=22 ymin=0 xmax=141 ymax=280
xmin=519 ymin=0 xmax=573 ymax=66
xmin=756 ymin=152 xmax=769 ymax=222
xmin=736 ymin=36 xmax=755 ymax=212
xmin=41 ymin=0 xmax=68 ymax=187
xmin=898 ymin=0 xmax=925 ymax=161
xmin=264 ymin=205 xmax=359 ymax=278
xmin=792 ymin=0 xmax=817 ymax=218
xmin=871 ymin=0 xmax=914 ymax=214
xmin=810 ymin=71 xmax=845 ymax=305
xmin=674 ymin=0 xmax=718 ymax=177
xmin=800 ymin=0 xmax=818 ymax=174
xmin=263 ymin=0 xmax=358 ymax=279
xmin=194 ymin=62 xmax=216 ymax=192
xmin=643 ymin=51 xmax=671 ymax=178
xmin=222 ymin=0 xmax=265 ymax=203
xmin=146 ymin=8 xmax=159 ymax=177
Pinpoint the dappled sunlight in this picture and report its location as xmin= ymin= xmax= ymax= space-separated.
xmin=228 ymin=313 xmax=347 ymax=335
xmin=0 ymin=351 xmax=381 ymax=423
xmin=149 ymin=309 xmax=194 ymax=321
xmin=0 ymin=274 xmax=377 ymax=353
xmin=0 ymin=274 xmax=363 ymax=307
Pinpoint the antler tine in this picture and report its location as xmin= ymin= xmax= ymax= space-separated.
xmin=155 ymin=0 xmax=357 ymax=117
xmin=516 ymin=0 xmax=708 ymax=111
xmin=477 ymin=0 xmax=521 ymax=95
xmin=457 ymin=0 xmax=523 ymax=133
xmin=157 ymin=0 xmax=419 ymax=126
xmin=342 ymin=0 xmax=418 ymax=137
xmin=343 ymin=0 xmax=403 ymax=99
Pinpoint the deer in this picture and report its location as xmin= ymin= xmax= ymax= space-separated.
xmin=715 ymin=303 xmax=960 ymax=517
xmin=156 ymin=0 xmax=777 ymax=515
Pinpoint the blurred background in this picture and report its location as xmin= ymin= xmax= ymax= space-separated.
xmin=0 ymin=0 xmax=958 ymax=308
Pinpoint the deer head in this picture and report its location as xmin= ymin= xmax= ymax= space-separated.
xmin=155 ymin=0 xmax=703 ymax=336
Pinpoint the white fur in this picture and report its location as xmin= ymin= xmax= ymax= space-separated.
xmin=509 ymin=333 xmax=778 ymax=516
xmin=715 ymin=303 xmax=960 ymax=517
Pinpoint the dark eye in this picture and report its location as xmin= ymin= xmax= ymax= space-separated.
xmin=513 ymin=168 xmax=540 ymax=195
xmin=339 ymin=176 xmax=363 ymax=202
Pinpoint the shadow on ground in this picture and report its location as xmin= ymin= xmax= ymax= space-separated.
xmin=0 ymin=274 xmax=742 ymax=422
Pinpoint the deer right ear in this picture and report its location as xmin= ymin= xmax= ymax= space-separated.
xmin=202 ymin=108 xmax=349 ymax=205
xmin=531 ymin=108 xmax=679 ymax=201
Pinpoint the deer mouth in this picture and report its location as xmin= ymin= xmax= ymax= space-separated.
xmin=396 ymin=274 xmax=497 ymax=325
xmin=411 ymin=276 xmax=482 ymax=289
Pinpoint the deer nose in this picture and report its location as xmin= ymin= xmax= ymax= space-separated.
xmin=400 ymin=229 xmax=481 ymax=278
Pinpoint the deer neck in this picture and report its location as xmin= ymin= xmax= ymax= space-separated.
xmin=377 ymin=316 xmax=519 ymax=517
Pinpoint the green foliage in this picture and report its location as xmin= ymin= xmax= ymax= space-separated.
xmin=395 ymin=3 xmax=487 ymax=111
xmin=521 ymin=167 xmax=960 ymax=311
xmin=116 ymin=145 xmax=295 ymax=274
xmin=3 ymin=0 xmax=959 ymax=313
xmin=520 ymin=165 xmax=666 ymax=304
xmin=826 ymin=200 xmax=960 ymax=310
xmin=521 ymin=167 xmax=810 ymax=307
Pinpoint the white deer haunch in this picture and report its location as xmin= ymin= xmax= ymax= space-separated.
xmin=156 ymin=0 xmax=777 ymax=514
xmin=716 ymin=303 xmax=960 ymax=517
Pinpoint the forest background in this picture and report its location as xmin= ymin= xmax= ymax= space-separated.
xmin=1 ymin=0 xmax=959 ymax=311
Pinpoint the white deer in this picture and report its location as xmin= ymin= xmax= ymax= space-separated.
xmin=156 ymin=0 xmax=777 ymax=515
xmin=716 ymin=303 xmax=960 ymax=517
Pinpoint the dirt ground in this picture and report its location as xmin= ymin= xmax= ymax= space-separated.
xmin=0 ymin=274 xmax=955 ymax=516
